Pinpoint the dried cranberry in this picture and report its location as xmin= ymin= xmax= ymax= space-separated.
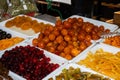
xmin=0 ymin=45 xmax=59 ymax=80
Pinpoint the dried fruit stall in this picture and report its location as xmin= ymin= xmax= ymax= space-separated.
xmin=0 ymin=14 xmax=119 ymax=80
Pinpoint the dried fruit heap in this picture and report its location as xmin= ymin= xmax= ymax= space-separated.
xmin=104 ymin=35 xmax=120 ymax=48
xmin=32 ymin=17 xmax=110 ymax=60
xmin=5 ymin=15 xmax=53 ymax=33
xmin=78 ymin=49 xmax=120 ymax=80
xmin=0 ymin=37 xmax=24 ymax=50
xmin=0 ymin=45 xmax=59 ymax=80
xmin=48 ymin=67 xmax=110 ymax=80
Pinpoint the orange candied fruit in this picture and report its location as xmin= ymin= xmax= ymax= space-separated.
xmin=104 ymin=36 xmax=120 ymax=48
xmin=5 ymin=15 xmax=54 ymax=33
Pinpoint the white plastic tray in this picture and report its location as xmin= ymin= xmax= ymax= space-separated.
xmin=9 ymin=71 xmax=26 ymax=80
xmin=0 ymin=42 xmax=68 ymax=80
xmin=115 ymin=28 xmax=120 ymax=32
xmin=0 ymin=15 xmax=54 ymax=37
xmin=43 ymin=63 xmax=112 ymax=80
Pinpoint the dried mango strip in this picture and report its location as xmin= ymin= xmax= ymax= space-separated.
xmin=77 ymin=49 xmax=120 ymax=80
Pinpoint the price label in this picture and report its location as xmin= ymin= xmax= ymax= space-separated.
xmin=52 ymin=0 xmax=71 ymax=5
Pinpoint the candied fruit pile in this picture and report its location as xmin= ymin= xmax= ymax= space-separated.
xmin=48 ymin=66 xmax=110 ymax=80
xmin=32 ymin=17 xmax=110 ymax=60
xmin=0 ymin=45 xmax=59 ymax=80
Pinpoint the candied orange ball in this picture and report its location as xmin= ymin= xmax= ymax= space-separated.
xmin=63 ymin=47 xmax=71 ymax=54
xmin=55 ymin=19 xmax=62 ymax=26
xmin=48 ymin=46 xmax=55 ymax=53
xmin=46 ymin=42 xmax=53 ymax=47
xmin=64 ymin=35 xmax=71 ymax=42
xmin=56 ymin=35 xmax=63 ymax=44
xmin=57 ymin=45 xmax=64 ymax=52
xmin=71 ymin=48 xmax=80 ymax=57
xmin=49 ymin=34 xmax=56 ymax=41
xmin=60 ymin=52 xmax=66 ymax=57
xmin=65 ymin=54 xmax=72 ymax=60
xmin=32 ymin=38 xmax=38 ymax=46
xmin=43 ymin=37 xmax=49 ymax=44
xmin=61 ymin=29 xmax=68 ymax=36
xmin=79 ymin=42 xmax=87 ymax=51
xmin=38 ymin=41 xmax=45 ymax=49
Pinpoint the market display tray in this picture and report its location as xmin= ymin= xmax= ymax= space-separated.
xmin=0 ymin=15 xmax=54 ymax=37
xmin=43 ymin=63 xmax=112 ymax=80
xmin=0 ymin=42 xmax=68 ymax=80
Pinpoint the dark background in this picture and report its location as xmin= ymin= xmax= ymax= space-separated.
xmin=36 ymin=0 xmax=120 ymax=20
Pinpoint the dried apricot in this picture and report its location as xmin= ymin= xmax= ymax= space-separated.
xmin=21 ymin=22 xmax=31 ymax=30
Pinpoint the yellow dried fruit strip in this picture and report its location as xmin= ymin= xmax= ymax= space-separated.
xmin=77 ymin=49 xmax=120 ymax=80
